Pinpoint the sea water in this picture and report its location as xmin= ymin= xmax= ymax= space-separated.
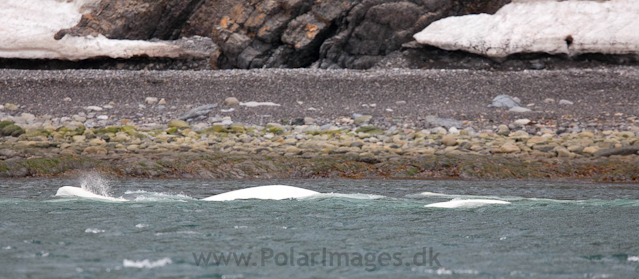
xmin=1 ymin=178 xmax=638 ymax=278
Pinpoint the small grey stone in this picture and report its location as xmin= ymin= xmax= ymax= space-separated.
xmin=425 ymin=115 xmax=461 ymax=128
xmin=303 ymin=117 xmax=315 ymax=125
xmin=5 ymin=103 xmax=18 ymax=111
xmin=559 ymin=99 xmax=574 ymax=105
xmin=354 ymin=115 xmax=373 ymax=126
xmin=488 ymin=95 xmax=520 ymax=109
xmin=145 ymin=97 xmax=158 ymax=105
xmin=85 ymin=106 xmax=103 ymax=111
xmin=497 ymin=125 xmax=510 ymax=136
xmin=178 ymin=104 xmax=218 ymax=121
xmin=224 ymin=97 xmax=240 ymax=106
xmin=72 ymin=115 xmax=87 ymax=122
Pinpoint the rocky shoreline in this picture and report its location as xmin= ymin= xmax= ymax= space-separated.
xmin=1 ymin=112 xmax=638 ymax=181
xmin=1 ymin=68 xmax=638 ymax=181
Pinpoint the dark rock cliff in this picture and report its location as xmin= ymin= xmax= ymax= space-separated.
xmin=56 ymin=0 xmax=511 ymax=69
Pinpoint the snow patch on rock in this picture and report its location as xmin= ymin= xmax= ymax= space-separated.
xmin=414 ymin=0 xmax=639 ymax=58
xmin=0 ymin=0 xmax=191 ymax=60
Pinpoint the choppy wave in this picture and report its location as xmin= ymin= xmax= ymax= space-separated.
xmin=417 ymin=191 xmax=639 ymax=207
xmin=44 ymin=184 xmax=639 ymax=209
xmin=127 ymin=191 xmax=193 ymax=202
xmin=122 ymin=258 xmax=172 ymax=269
xmin=302 ymin=193 xmax=386 ymax=200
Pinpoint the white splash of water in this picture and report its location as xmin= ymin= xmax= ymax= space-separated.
xmin=123 ymin=258 xmax=172 ymax=269
xmin=80 ymin=171 xmax=112 ymax=197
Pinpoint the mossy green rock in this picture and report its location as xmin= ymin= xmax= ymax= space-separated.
xmin=25 ymin=129 xmax=50 ymax=139
xmin=356 ymin=126 xmax=384 ymax=135
xmin=121 ymin=125 xmax=136 ymax=135
xmin=0 ymin=121 xmax=14 ymax=130
xmin=96 ymin=126 xmax=120 ymax=134
xmin=2 ymin=124 xmax=24 ymax=137
xmin=168 ymin=120 xmax=189 ymax=129
xmin=268 ymin=127 xmax=284 ymax=134
xmin=230 ymin=125 xmax=246 ymax=134
xmin=166 ymin=127 xmax=178 ymax=134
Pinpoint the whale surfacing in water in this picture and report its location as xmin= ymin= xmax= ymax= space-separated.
xmin=55 ymin=186 xmax=126 ymax=202
xmin=425 ymin=199 xmax=511 ymax=208
xmin=201 ymin=185 xmax=319 ymax=201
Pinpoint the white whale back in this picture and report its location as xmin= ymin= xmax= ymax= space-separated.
xmin=425 ymin=199 xmax=511 ymax=208
xmin=55 ymin=186 xmax=126 ymax=202
xmin=201 ymin=185 xmax=319 ymax=201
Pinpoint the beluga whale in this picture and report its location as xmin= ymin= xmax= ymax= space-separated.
xmin=201 ymin=185 xmax=319 ymax=201
xmin=55 ymin=186 xmax=127 ymax=202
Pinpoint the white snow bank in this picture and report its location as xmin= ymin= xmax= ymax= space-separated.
xmin=414 ymin=0 xmax=639 ymax=58
xmin=0 ymin=0 xmax=186 ymax=60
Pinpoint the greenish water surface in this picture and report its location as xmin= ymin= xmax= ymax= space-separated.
xmin=1 ymin=178 xmax=638 ymax=278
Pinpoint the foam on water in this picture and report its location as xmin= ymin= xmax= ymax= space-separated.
xmin=84 ymin=228 xmax=104 ymax=234
xmin=418 ymin=191 xmax=639 ymax=207
xmin=127 ymin=191 xmax=194 ymax=202
xmin=302 ymin=193 xmax=386 ymax=200
xmin=122 ymin=258 xmax=172 ymax=269
xmin=425 ymin=198 xmax=511 ymax=208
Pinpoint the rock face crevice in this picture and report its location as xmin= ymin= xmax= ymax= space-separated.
xmin=55 ymin=0 xmax=513 ymax=69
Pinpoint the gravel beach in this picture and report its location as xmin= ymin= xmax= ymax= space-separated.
xmin=0 ymin=68 xmax=638 ymax=180
xmin=0 ymin=68 xmax=638 ymax=128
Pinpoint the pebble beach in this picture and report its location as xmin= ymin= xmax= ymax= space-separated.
xmin=1 ymin=68 xmax=638 ymax=180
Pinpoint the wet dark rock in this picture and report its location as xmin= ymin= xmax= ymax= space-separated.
xmin=290 ymin=118 xmax=305 ymax=126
